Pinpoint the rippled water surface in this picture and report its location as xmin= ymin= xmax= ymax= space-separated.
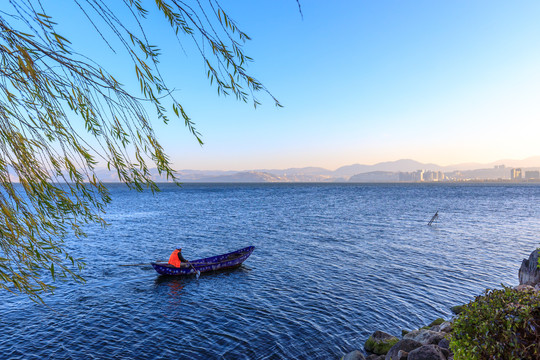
xmin=2 ymin=183 xmax=540 ymax=359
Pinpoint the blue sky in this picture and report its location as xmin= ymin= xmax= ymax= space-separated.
xmin=39 ymin=1 xmax=540 ymax=170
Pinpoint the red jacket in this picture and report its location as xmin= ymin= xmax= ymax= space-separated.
xmin=168 ymin=249 xmax=182 ymax=267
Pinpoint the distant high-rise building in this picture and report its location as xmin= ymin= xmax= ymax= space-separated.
xmin=399 ymin=172 xmax=414 ymax=182
xmin=525 ymin=170 xmax=540 ymax=180
xmin=511 ymin=168 xmax=523 ymax=180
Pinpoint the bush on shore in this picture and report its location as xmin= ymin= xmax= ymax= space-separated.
xmin=450 ymin=286 xmax=540 ymax=360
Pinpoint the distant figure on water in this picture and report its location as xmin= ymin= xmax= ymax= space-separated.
xmin=428 ymin=211 xmax=439 ymax=226
xmin=168 ymin=248 xmax=188 ymax=268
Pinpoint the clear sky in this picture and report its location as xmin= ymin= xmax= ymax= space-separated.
xmin=36 ymin=1 xmax=540 ymax=170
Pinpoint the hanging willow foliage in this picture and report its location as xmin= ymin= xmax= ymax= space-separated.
xmin=0 ymin=0 xmax=281 ymax=302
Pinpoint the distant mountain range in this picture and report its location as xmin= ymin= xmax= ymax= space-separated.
xmin=91 ymin=156 xmax=540 ymax=183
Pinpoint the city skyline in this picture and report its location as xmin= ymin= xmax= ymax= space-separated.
xmin=84 ymin=156 xmax=540 ymax=183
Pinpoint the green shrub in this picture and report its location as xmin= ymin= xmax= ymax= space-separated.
xmin=429 ymin=318 xmax=445 ymax=327
xmin=450 ymin=286 xmax=540 ymax=360
xmin=364 ymin=335 xmax=399 ymax=355
xmin=450 ymin=305 xmax=466 ymax=315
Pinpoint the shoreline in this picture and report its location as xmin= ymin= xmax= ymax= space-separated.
xmin=341 ymin=249 xmax=540 ymax=360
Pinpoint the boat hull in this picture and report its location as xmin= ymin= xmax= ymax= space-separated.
xmin=151 ymin=246 xmax=254 ymax=276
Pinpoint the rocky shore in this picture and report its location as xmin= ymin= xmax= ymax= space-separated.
xmin=342 ymin=314 xmax=458 ymax=360
xmin=341 ymin=249 xmax=540 ymax=360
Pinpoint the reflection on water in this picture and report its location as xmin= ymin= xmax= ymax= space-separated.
xmin=154 ymin=267 xmax=253 ymax=309
xmin=155 ymin=276 xmax=187 ymax=299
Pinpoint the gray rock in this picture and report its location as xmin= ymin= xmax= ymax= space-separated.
xmin=437 ymin=338 xmax=450 ymax=350
xmin=408 ymin=345 xmax=447 ymax=360
xmin=438 ymin=322 xmax=452 ymax=333
xmin=365 ymin=331 xmax=399 ymax=355
xmin=440 ymin=347 xmax=450 ymax=358
xmin=403 ymin=329 xmax=444 ymax=345
xmin=343 ymin=350 xmax=366 ymax=360
xmin=385 ymin=339 xmax=422 ymax=360
xmin=519 ymin=249 xmax=540 ymax=286
xmin=397 ymin=350 xmax=408 ymax=360
xmin=515 ymin=284 xmax=534 ymax=291
xmin=367 ymin=355 xmax=386 ymax=360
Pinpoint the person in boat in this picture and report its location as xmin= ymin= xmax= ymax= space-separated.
xmin=168 ymin=248 xmax=188 ymax=268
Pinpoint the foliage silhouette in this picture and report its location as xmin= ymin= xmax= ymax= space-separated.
xmin=0 ymin=0 xmax=280 ymax=301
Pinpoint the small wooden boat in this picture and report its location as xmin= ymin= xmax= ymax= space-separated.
xmin=151 ymin=246 xmax=255 ymax=276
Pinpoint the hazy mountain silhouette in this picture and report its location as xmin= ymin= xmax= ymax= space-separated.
xmin=77 ymin=156 xmax=540 ymax=182
xmin=193 ymin=171 xmax=281 ymax=182
xmin=260 ymin=167 xmax=333 ymax=177
xmin=442 ymin=156 xmax=540 ymax=171
xmin=334 ymin=159 xmax=440 ymax=177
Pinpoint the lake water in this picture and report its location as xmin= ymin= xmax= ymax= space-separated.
xmin=1 ymin=183 xmax=540 ymax=359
